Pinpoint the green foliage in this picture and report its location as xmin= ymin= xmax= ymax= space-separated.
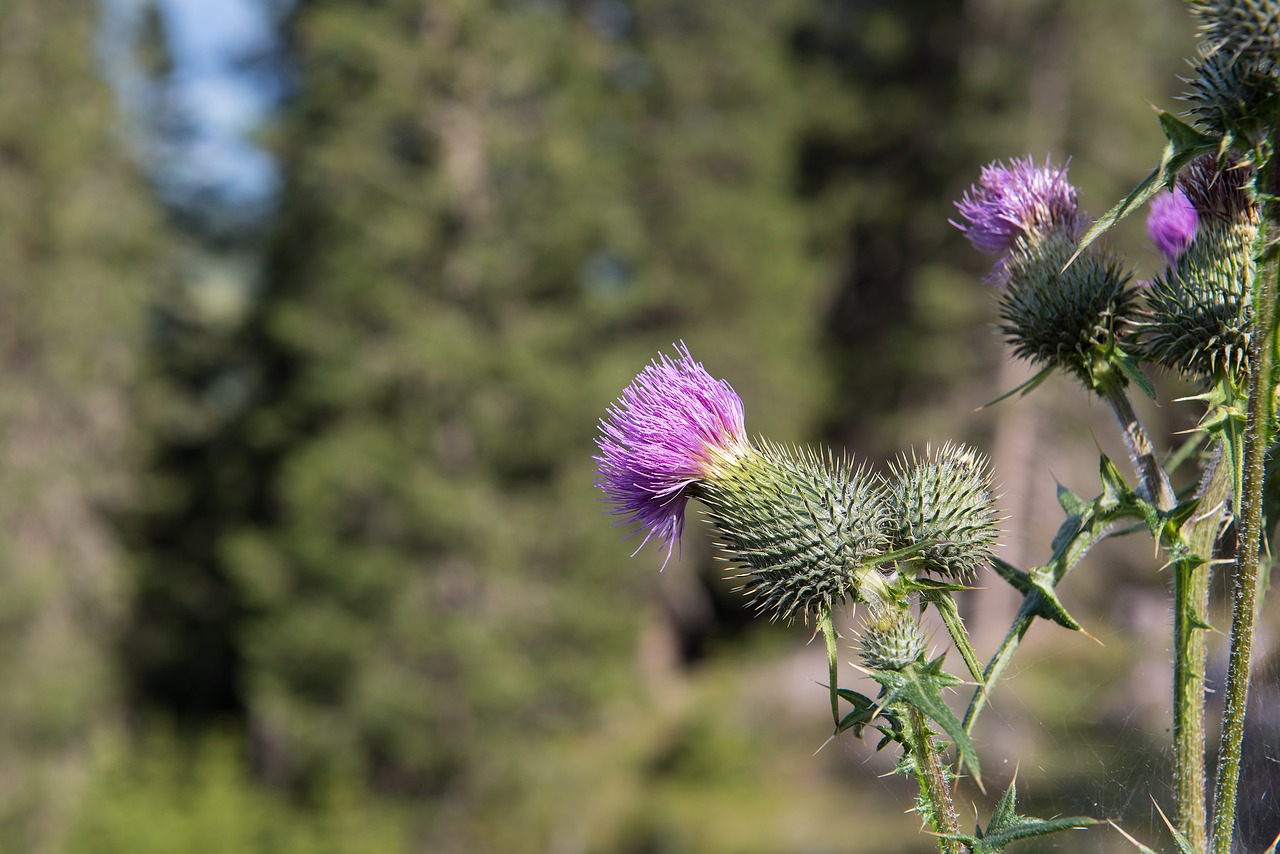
xmin=0 ymin=0 xmax=165 ymax=849
xmin=67 ymin=732 xmax=409 ymax=854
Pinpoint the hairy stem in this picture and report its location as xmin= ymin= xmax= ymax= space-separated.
xmin=908 ymin=704 xmax=962 ymax=853
xmin=1099 ymin=380 xmax=1176 ymax=510
xmin=1210 ymin=141 xmax=1278 ymax=853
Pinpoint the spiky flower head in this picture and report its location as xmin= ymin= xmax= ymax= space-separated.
xmin=860 ymin=608 xmax=927 ymax=672
xmin=1183 ymin=49 xmax=1279 ymax=143
xmin=700 ymin=443 xmax=893 ymax=621
xmin=1183 ymin=1 xmax=1280 ymax=143
xmin=997 ymin=231 xmax=1139 ymax=387
xmin=1147 ymin=187 xmax=1199 ymax=265
xmin=1188 ymin=0 xmax=1280 ymax=64
xmin=595 ymin=344 xmax=751 ymax=567
xmin=888 ymin=443 xmax=998 ymax=582
xmin=1139 ymin=155 xmax=1260 ymax=384
xmin=953 ymin=156 xmax=1084 ymax=278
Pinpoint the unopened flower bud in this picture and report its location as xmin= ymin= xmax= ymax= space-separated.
xmin=1189 ymin=0 xmax=1280 ymax=65
xmin=699 ymin=443 xmax=893 ymax=621
xmin=1183 ymin=48 xmax=1279 ymax=144
xmin=860 ymin=608 xmax=927 ymax=672
xmin=889 ymin=443 xmax=998 ymax=582
xmin=997 ymin=232 xmax=1138 ymax=387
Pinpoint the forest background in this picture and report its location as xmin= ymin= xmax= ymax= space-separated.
xmin=4 ymin=0 xmax=1278 ymax=851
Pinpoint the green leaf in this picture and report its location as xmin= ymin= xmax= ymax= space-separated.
xmin=1113 ymin=347 xmax=1156 ymax=401
xmin=920 ymin=586 xmax=985 ymax=685
xmin=870 ymin=658 xmax=981 ymax=785
xmin=834 ymin=690 xmax=878 ymax=737
xmin=989 ymin=556 xmax=1034 ymax=597
xmin=1074 ymin=111 xmax=1218 ymax=258
xmin=980 ymin=365 xmax=1055 ymax=408
xmin=819 ymin=610 xmax=840 ymax=727
xmin=1098 ymin=454 xmax=1137 ymax=510
xmin=1026 ymin=566 xmax=1083 ymax=631
xmin=1056 ymin=483 xmax=1089 ymax=518
xmin=958 ymin=778 xmax=1099 ymax=852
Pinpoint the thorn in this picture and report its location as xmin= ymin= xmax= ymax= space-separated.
xmin=1107 ymin=819 xmax=1150 ymax=850
xmin=1150 ymin=797 xmax=1178 ymax=838
xmin=1079 ymin=626 xmax=1105 ymax=647
xmin=813 ymin=734 xmax=836 ymax=756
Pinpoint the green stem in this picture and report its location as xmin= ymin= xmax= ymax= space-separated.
xmin=1210 ymin=143 xmax=1278 ymax=853
xmin=1099 ymin=379 xmax=1176 ymax=511
xmin=908 ymin=704 xmax=962 ymax=854
xmin=1172 ymin=447 xmax=1228 ymax=850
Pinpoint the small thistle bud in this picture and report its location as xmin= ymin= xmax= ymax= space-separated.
xmin=889 ymin=443 xmax=998 ymax=582
xmin=698 ymin=443 xmax=893 ymax=622
xmin=860 ymin=608 xmax=927 ymax=672
xmin=1139 ymin=155 xmax=1260 ymax=384
xmin=998 ymin=232 xmax=1139 ymax=386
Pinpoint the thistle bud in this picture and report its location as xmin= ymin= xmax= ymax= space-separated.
xmin=888 ymin=443 xmax=998 ymax=582
xmin=699 ymin=443 xmax=893 ymax=622
xmin=1139 ymin=155 xmax=1260 ymax=384
xmin=1188 ymin=0 xmax=1280 ymax=64
xmin=860 ymin=608 xmax=927 ymax=672
xmin=1183 ymin=49 xmax=1279 ymax=144
xmin=998 ymin=232 xmax=1138 ymax=387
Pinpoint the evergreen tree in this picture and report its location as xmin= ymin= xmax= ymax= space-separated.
xmin=0 ymin=1 xmax=164 ymax=848
xmin=149 ymin=0 xmax=828 ymax=846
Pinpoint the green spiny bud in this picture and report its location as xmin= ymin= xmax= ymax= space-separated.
xmin=860 ymin=608 xmax=927 ymax=671
xmin=1140 ymin=221 xmax=1255 ymax=383
xmin=998 ymin=231 xmax=1139 ymax=388
xmin=697 ymin=441 xmax=892 ymax=622
xmin=1183 ymin=48 xmax=1280 ymax=143
xmin=1188 ymin=0 xmax=1280 ymax=64
xmin=888 ymin=443 xmax=999 ymax=582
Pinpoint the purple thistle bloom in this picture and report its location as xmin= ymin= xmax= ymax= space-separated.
xmin=953 ymin=156 xmax=1082 ymax=264
xmin=595 ymin=344 xmax=751 ymax=568
xmin=1146 ymin=187 xmax=1198 ymax=264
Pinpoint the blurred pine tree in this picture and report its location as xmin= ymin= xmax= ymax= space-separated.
xmin=0 ymin=1 xmax=165 ymax=849
xmin=128 ymin=3 xmax=831 ymax=848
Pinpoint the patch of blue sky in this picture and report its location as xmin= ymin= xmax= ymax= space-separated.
xmin=100 ymin=0 xmax=283 ymax=211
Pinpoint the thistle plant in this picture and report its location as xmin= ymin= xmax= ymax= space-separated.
xmin=595 ymin=2 xmax=1280 ymax=851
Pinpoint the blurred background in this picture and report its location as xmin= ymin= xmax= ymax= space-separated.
xmin=5 ymin=0 xmax=1280 ymax=850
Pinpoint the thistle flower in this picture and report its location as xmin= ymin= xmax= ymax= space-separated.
xmin=595 ymin=343 xmax=751 ymax=567
xmin=1147 ymin=187 xmax=1199 ymax=265
xmin=888 ymin=443 xmax=999 ymax=582
xmin=596 ymin=347 xmax=894 ymax=621
xmin=952 ymin=156 xmax=1084 ymax=276
xmin=860 ymin=608 xmax=927 ymax=672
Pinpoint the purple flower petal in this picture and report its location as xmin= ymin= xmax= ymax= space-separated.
xmin=595 ymin=344 xmax=750 ymax=567
xmin=1146 ymin=187 xmax=1198 ymax=264
xmin=953 ymin=156 xmax=1082 ymax=267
